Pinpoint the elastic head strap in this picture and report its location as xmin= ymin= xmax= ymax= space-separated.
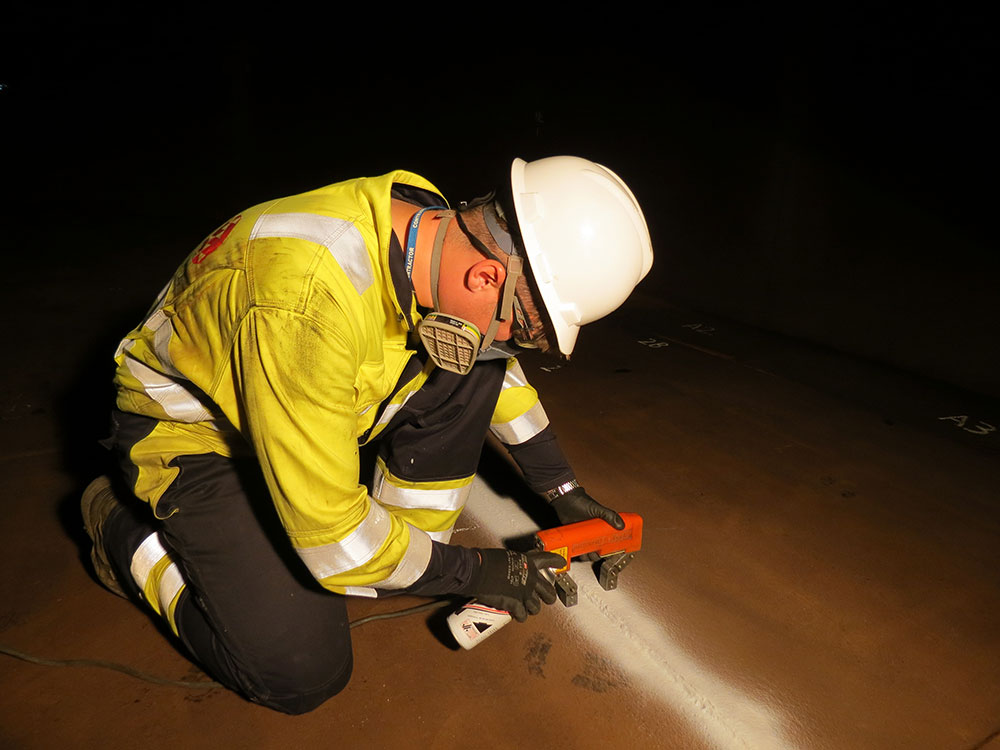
xmin=429 ymin=206 xmax=526 ymax=353
xmin=483 ymin=202 xmax=516 ymax=256
xmin=480 ymin=318 xmax=501 ymax=352
xmin=479 ymin=254 xmax=523 ymax=351
xmin=405 ymin=205 xmax=447 ymax=280
xmin=453 ymin=205 xmax=524 ymax=323
xmin=429 ymin=210 xmax=455 ymax=311
xmin=457 ymin=200 xmax=555 ymax=354
xmin=498 ymin=255 xmax=523 ymax=321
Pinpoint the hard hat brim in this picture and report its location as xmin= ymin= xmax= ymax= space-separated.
xmin=509 ymin=158 xmax=579 ymax=356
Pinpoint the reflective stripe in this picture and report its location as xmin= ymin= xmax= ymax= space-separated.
xmin=124 ymin=354 xmax=213 ymax=423
xmin=373 ymin=401 xmax=402 ymax=428
xmin=343 ymin=586 xmax=378 ymax=598
xmin=119 ymin=311 xmax=212 ymax=423
xmin=147 ymin=309 xmax=182 ymax=377
xmin=374 ymin=525 xmax=433 ymax=590
xmin=251 ymin=213 xmax=373 ymax=294
xmin=129 ymin=532 xmax=186 ymax=617
xmin=130 ymin=531 xmax=169 ymax=589
xmin=427 ymin=527 xmax=454 ymax=543
xmin=372 ymin=464 xmax=472 ymax=512
xmin=501 ymin=359 xmax=530 ymax=390
xmin=157 ymin=564 xmax=186 ymax=611
xmin=372 ymin=387 xmax=419 ymax=431
xmin=295 ymin=500 xmax=392 ymax=579
xmin=490 ymin=400 xmax=549 ymax=445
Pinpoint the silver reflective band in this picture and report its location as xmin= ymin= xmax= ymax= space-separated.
xmin=427 ymin=527 xmax=455 ymax=543
xmin=146 ymin=309 xmax=182 ymax=377
xmin=335 ymin=528 xmax=434 ymax=595
xmin=372 ymin=388 xmax=420 ymax=432
xmin=157 ymin=564 xmax=186 ymax=610
xmin=543 ymin=479 xmax=581 ymax=502
xmin=295 ymin=500 xmax=392 ymax=579
xmin=490 ymin=401 xmax=550 ymax=445
xmin=130 ymin=531 xmax=186 ymax=611
xmin=250 ymin=213 xmax=374 ymax=294
xmin=130 ymin=531 xmax=170 ymax=591
xmin=501 ymin=360 xmax=530 ymax=390
xmin=119 ymin=296 xmax=217 ymax=423
xmin=372 ymin=525 xmax=433 ymax=590
xmin=343 ymin=586 xmax=378 ymax=598
xmin=123 ymin=354 xmax=213 ymax=423
xmin=372 ymin=465 xmax=472 ymax=512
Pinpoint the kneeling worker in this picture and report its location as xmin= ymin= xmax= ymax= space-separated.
xmin=82 ymin=155 xmax=653 ymax=713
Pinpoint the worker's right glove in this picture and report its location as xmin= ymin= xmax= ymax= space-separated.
xmin=465 ymin=548 xmax=566 ymax=622
xmin=549 ymin=487 xmax=625 ymax=530
xmin=549 ymin=487 xmax=626 ymax=561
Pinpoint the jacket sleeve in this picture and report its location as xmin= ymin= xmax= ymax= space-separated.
xmin=231 ymin=305 xmax=437 ymax=595
xmin=490 ymin=358 xmax=577 ymax=494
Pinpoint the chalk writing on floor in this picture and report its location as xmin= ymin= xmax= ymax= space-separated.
xmin=937 ymin=415 xmax=996 ymax=436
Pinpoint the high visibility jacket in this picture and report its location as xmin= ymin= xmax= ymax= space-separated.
xmin=112 ymin=171 xmax=567 ymax=596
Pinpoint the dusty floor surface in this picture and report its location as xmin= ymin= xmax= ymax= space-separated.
xmin=1 ymin=249 xmax=998 ymax=749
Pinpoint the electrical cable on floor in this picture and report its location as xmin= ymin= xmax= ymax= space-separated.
xmin=0 ymin=644 xmax=223 ymax=689
xmin=346 ymin=599 xmax=451 ymax=629
xmin=0 ymin=599 xmax=454 ymax=690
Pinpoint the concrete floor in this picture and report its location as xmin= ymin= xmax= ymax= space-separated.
xmin=1 ymin=257 xmax=999 ymax=748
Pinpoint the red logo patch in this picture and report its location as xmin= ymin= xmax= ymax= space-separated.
xmin=192 ymin=215 xmax=242 ymax=264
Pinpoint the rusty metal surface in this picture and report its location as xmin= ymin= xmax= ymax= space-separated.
xmin=1 ymin=277 xmax=998 ymax=749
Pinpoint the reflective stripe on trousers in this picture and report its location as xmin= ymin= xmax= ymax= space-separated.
xmin=130 ymin=531 xmax=187 ymax=633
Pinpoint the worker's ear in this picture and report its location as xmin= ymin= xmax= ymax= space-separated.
xmin=465 ymin=259 xmax=506 ymax=292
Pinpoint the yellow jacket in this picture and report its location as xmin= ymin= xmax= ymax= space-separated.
xmin=113 ymin=171 xmax=553 ymax=596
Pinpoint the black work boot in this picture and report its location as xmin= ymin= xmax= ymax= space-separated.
xmin=80 ymin=476 xmax=128 ymax=599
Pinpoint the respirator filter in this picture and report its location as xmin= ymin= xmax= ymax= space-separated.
xmin=417 ymin=313 xmax=482 ymax=375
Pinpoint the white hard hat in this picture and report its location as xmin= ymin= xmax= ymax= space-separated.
xmin=509 ymin=156 xmax=653 ymax=356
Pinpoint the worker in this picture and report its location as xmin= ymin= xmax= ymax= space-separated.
xmin=81 ymin=155 xmax=653 ymax=714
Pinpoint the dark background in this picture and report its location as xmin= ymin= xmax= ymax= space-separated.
xmin=3 ymin=9 xmax=997 ymax=398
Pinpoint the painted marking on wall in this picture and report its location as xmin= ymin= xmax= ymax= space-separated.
xmin=461 ymin=479 xmax=795 ymax=750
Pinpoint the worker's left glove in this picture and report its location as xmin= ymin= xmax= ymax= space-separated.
xmin=548 ymin=486 xmax=625 ymax=561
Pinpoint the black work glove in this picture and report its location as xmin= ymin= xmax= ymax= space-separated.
xmin=465 ymin=548 xmax=566 ymax=622
xmin=549 ymin=487 xmax=626 ymax=561
xmin=550 ymin=487 xmax=626 ymax=529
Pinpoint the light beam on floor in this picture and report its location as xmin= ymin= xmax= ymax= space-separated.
xmin=462 ymin=479 xmax=795 ymax=750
